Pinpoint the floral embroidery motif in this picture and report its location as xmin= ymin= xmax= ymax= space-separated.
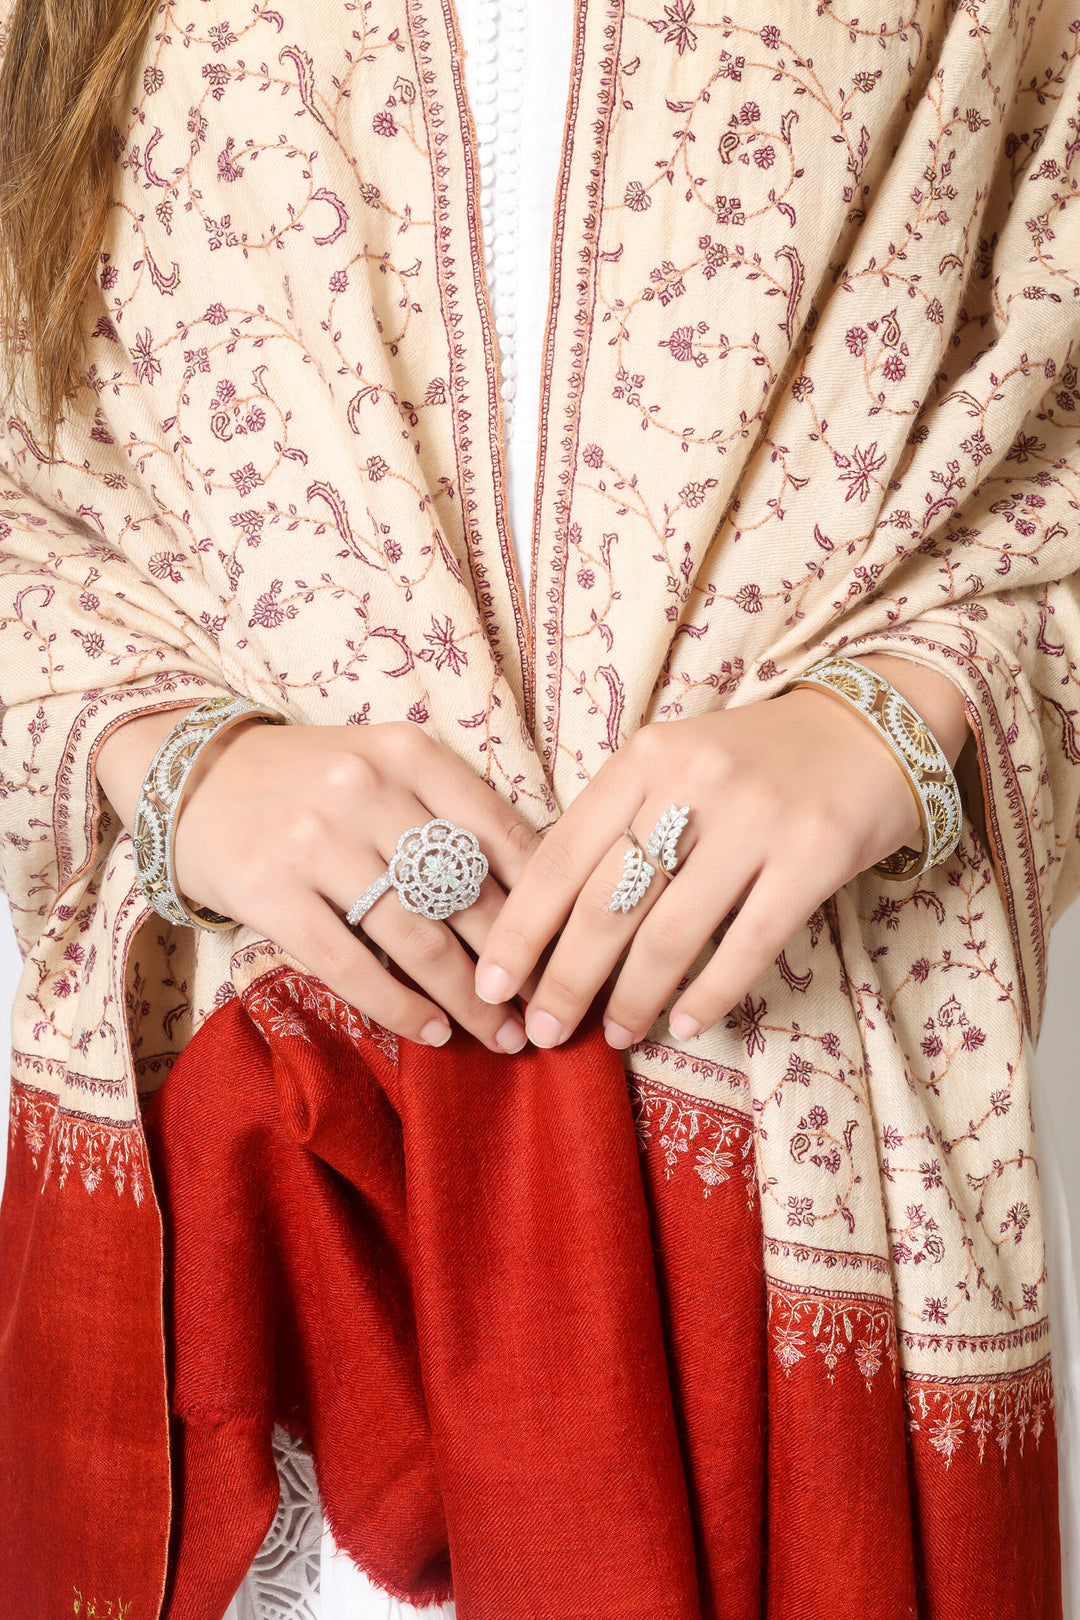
xmin=767 ymin=1278 xmax=898 ymax=1391
xmin=243 ymin=969 xmax=399 ymax=1065
xmin=9 ymin=1080 xmax=147 ymax=1204
xmin=905 ymin=1356 xmax=1054 ymax=1467
xmin=630 ymin=1076 xmax=756 ymax=1205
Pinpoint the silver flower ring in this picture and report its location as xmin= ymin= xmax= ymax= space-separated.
xmin=347 ymin=817 xmax=489 ymax=928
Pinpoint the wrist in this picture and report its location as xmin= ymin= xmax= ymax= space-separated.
xmin=178 ymin=712 xmax=266 ymax=813
xmin=846 ymin=652 xmax=971 ymax=769
xmin=95 ymin=704 xmax=205 ymax=833
xmin=777 ymin=684 xmax=923 ymax=849
xmin=781 ymin=653 xmax=966 ymax=879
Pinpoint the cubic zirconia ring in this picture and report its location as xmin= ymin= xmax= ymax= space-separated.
xmin=646 ymin=803 xmax=690 ymax=873
xmin=609 ymin=828 xmax=656 ymax=913
xmin=347 ymin=817 xmax=489 ymax=928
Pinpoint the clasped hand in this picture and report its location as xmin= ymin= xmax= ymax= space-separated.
xmin=161 ymin=657 xmax=965 ymax=1057
xmin=474 ymin=685 xmax=926 ymax=1051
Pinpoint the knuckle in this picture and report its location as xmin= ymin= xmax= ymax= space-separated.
xmin=489 ymin=918 xmax=534 ymax=963
xmin=536 ymin=836 xmax=576 ymax=887
xmin=349 ymin=980 xmax=421 ymax=1038
xmin=378 ymin=720 xmax=426 ymax=764
xmin=689 ymin=746 xmax=734 ymax=795
xmin=502 ymin=815 xmax=541 ymax=860
xmin=319 ymin=750 xmax=375 ymax=799
xmin=401 ymin=919 xmax=451 ymax=968
xmin=384 ymin=990 xmax=426 ymax=1035
xmin=627 ymin=724 xmax=664 ymax=767
xmin=587 ymin=868 xmax=621 ymax=913
xmin=317 ymin=935 xmax=363 ymax=988
xmin=643 ymin=910 xmax=687 ymax=963
xmin=734 ymin=908 xmax=773 ymax=961
xmin=462 ymin=998 xmax=507 ymax=1038
xmin=282 ymin=806 xmax=332 ymax=853
xmin=537 ymin=969 xmax=579 ymax=1010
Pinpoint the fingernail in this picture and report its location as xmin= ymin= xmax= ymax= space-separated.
xmin=421 ymin=1019 xmax=452 ymax=1046
xmin=526 ymin=1008 xmax=564 ymax=1048
xmin=604 ymin=1020 xmax=635 ymax=1050
xmin=495 ymin=1017 xmax=528 ymax=1054
xmin=476 ymin=962 xmax=514 ymax=1004
xmin=669 ymin=1010 xmax=702 ymax=1040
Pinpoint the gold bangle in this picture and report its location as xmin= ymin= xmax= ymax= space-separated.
xmin=783 ymin=655 xmax=962 ymax=881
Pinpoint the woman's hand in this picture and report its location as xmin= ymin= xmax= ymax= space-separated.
xmin=474 ymin=655 xmax=972 ymax=1051
xmin=96 ymin=710 xmax=542 ymax=1053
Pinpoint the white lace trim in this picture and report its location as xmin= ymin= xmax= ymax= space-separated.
xmin=225 ymin=1426 xmax=456 ymax=1620
xmin=228 ymin=1428 xmax=322 ymax=1620
xmin=462 ymin=0 xmax=527 ymax=441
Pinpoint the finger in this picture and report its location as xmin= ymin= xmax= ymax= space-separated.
xmin=522 ymin=827 xmax=676 ymax=1048
xmin=321 ymin=773 xmax=512 ymax=964
xmin=402 ymin=727 xmax=546 ymax=889
xmin=601 ymin=844 xmax=758 ymax=1047
xmin=263 ymin=888 xmax=458 ymax=1048
xmin=442 ymin=871 xmax=511 ymax=959
xmin=358 ymin=889 xmax=529 ymax=1054
xmin=315 ymin=792 xmax=528 ymax=1055
xmin=446 ymin=885 xmax=544 ymax=1003
xmin=475 ymin=773 xmax=646 ymax=1004
xmin=666 ymin=862 xmax=840 ymax=1040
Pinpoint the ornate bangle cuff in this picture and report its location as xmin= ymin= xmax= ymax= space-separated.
xmin=132 ymin=694 xmax=290 ymax=931
xmin=783 ymin=655 xmax=963 ymax=882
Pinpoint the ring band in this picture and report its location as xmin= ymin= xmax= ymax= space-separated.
xmin=347 ymin=817 xmax=488 ymax=927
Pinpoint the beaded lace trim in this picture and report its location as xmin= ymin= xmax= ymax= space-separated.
xmin=463 ymin=0 xmax=527 ymax=439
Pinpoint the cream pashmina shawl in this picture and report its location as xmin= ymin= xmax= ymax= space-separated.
xmin=0 ymin=0 xmax=1078 ymax=1607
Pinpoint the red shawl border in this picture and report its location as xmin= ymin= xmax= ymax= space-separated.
xmin=2 ymin=955 xmax=1057 ymax=1618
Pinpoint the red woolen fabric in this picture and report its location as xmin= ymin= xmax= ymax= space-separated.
xmin=0 ymin=1103 xmax=171 ymax=1612
xmin=140 ymin=964 xmax=1062 ymax=1620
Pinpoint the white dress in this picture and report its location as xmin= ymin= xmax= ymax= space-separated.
xmin=220 ymin=2 xmax=1080 ymax=1614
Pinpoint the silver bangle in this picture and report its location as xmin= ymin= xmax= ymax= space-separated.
xmin=132 ymin=694 xmax=289 ymax=931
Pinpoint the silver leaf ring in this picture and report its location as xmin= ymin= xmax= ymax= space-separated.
xmin=608 ymin=827 xmax=656 ymax=913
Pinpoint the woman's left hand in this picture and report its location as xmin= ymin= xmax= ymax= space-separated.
xmin=474 ymin=654 xmax=972 ymax=1051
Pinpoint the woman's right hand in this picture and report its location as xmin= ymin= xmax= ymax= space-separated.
xmin=95 ymin=705 xmax=543 ymax=1053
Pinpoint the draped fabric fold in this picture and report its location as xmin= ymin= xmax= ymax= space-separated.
xmin=141 ymin=962 xmax=1059 ymax=1618
xmin=1 ymin=0 xmax=1079 ymax=1611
